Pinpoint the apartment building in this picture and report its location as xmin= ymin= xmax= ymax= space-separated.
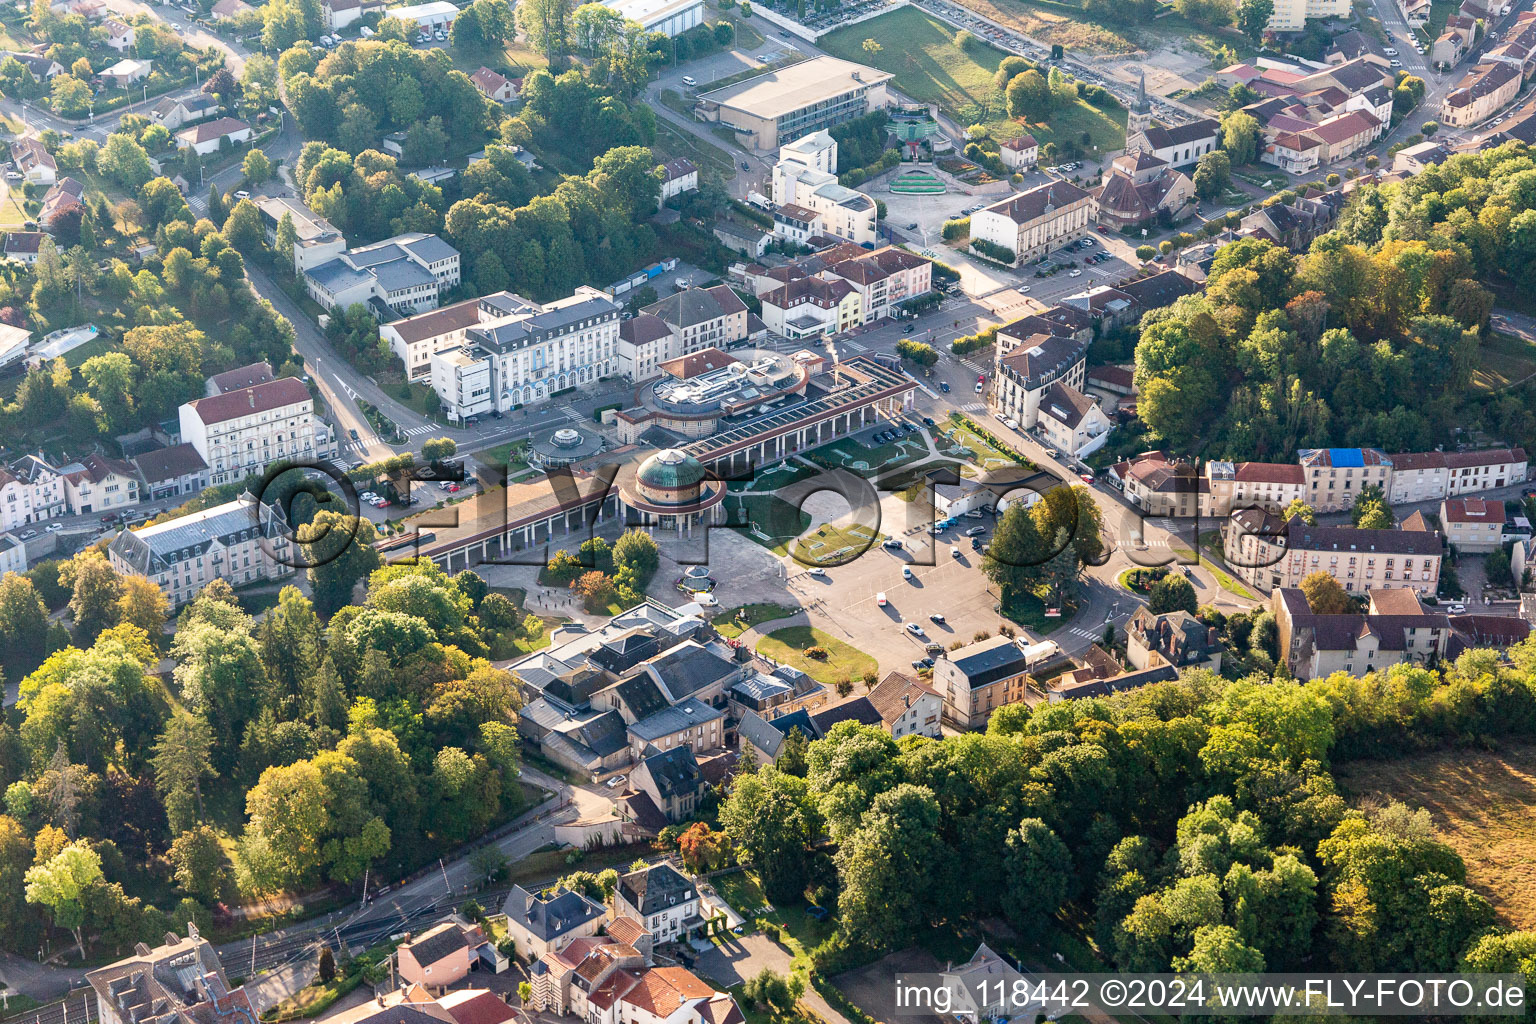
xmin=1273 ymin=587 xmax=1452 ymax=679
xmin=991 ymin=329 xmax=1089 ymax=429
xmin=303 ymin=232 xmax=460 ymax=316
xmin=1264 ymin=0 xmax=1351 ymax=33
xmin=969 ymin=180 xmax=1094 ymax=265
xmin=641 ymin=285 xmax=749 ymax=359
xmin=255 ymin=197 xmax=348 ymax=273
xmin=757 ymin=275 xmax=859 ymax=339
xmin=178 ymin=377 xmax=330 ymax=487
xmin=625 ymin=696 xmax=725 ymax=762
xmin=1445 ymin=447 xmax=1528 ymax=494
xmin=1441 ymin=497 xmax=1505 ymax=552
xmin=0 ymin=454 xmax=66 ymax=530
xmin=108 ymin=495 xmax=293 ymax=606
xmin=1441 ymin=59 xmax=1522 ymax=126
xmin=380 ymin=295 xmax=495 ymax=382
xmin=1224 ymin=510 xmax=1443 ymax=595
xmin=934 ymin=636 xmax=1039 ymax=729
xmin=428 ymin=287 xmax=620 ymax=421
xmin=615 ymin=864 xmax=699 ymax=943
xmin=1298 ymin=447 xmax=1393 ymax=512
xmin=1206 ymin=460 xmax=1306 ymax=516
xmin=58 ymin=454 xmax=139 ymax=514
xmin=1434 ymin=13 xmax=1477 ymax=66
xmin=89 ymin=926 xmax=256 ymax=1024
xmin=770 ymin=130 xmax=877 ymax=247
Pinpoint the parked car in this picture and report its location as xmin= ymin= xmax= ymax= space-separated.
xmin=902 ymin=566 xmax=914 ymax=580
xmin=905 ymin=622 xmax=924 ymax=635
xmin=681 ymin=75 xmax=698 ymax=86
xmin=19 ymin=530 xmax=36 ymax=540
xmin=883 ymin=538 xmax=903 ymax=550
xmin=44 ymin=522 xmax=63 ymax=532
xmin=807 ymin=566 xmax=826 ymax=577
xmin=965 ymin=525 xmax=987 ymax=537
xmin=929 ymin=613 xmax=946 ymax=624
xmin=234 ymin=189 xmax=250 ymax=200
xmin=940 ymin=381 xmax=951 ymax=392
xmin=876 ymin=592 xmax=887 ymax=606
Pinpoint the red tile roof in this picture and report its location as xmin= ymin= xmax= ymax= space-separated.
xmin=185 ymin=377 xmax=310 ymax=425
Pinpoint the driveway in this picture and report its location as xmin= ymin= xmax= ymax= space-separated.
xmin=694 ymin=934 xmax=850 ymax=1024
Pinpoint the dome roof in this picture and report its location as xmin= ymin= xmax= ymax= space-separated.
xmin=637 ymin=448 xmax=706 ymax=491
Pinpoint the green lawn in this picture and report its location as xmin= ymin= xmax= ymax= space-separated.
xmin=941 ymin=414 xmax=1027 ymax=472
xmin=714 ymin=602 xmax=800 ymax=638
xmin=790 ymin=521 xmax=878 ymax=566
xmin=475 ymin=440 xmax=531 ymax=474
xmin=726 ymin=492 xmax=814 ymax=548
xmin=802 ymin=434 xmax=928 ymax=475
xmin=1474 ymin=331 xmax=1536 ymax=391
xmin=757 ymin=625 xmax=877 ymax=685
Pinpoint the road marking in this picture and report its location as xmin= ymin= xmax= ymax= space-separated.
xmin=960 ymin=357 xmax=988 ymax=373
xmin=841 ymin=339 xmax=868 ymax=352
xmin=960 ymin=401 xmax=986 ymax=412
xmin=402 ymin=424 xmax=436 ymax=436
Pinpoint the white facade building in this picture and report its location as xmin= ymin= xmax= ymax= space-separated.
xmin=0 ymin=454 xmax=66 ymax=531
xmin=108 ymin=495 xmax=293 ymax=607
xmin=969 ymin=180 xmax=1094 ymax=264
xmin=770 ymin=130 xmax=878 ymax=247
xmin=58 ymin=454 xmax=140 ymax=515
xmin=178 ymin=377 xmax=332 ymax=486
xmin=605 ymin=0 xmax=703 ymax=35
xmin=614 ymin=864 xmax=700 ymax=943
xmin=428 ymin=288 xmax=620 ymax=422
xmin=304 ymin=233 xmax=460 ymax=316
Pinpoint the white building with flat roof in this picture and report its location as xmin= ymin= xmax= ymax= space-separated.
xmin=771 ymin=130 xmax=877 ymax=247
xmin=605 ymin=0 xmax=702 ymax=36
xmin=693 ymin=56 xmax=895 ymax=151
xmin=386 ymin=0 xmax=456 ymax=27
xmin=256 ymin=197 xmax=348 ymax=273
xmin=303 ymin=232 xmax=460 ymax=316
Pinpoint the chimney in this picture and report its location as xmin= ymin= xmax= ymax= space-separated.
xmin=249 ymin=390 xmax=255 ymax=408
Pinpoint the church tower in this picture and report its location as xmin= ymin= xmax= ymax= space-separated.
xmin=1126 ymin=70 xmax=1153 ymax=145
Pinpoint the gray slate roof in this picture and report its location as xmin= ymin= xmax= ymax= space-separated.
xmin=628 ymin=696 xmax=723 ymax=742
xmin=503 ymin=885 xmax=606 ymax=942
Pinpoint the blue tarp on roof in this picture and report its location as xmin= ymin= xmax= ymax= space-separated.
xmin=1327 ymin=448 xmax=1366 ymax=467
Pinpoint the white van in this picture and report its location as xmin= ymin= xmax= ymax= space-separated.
xmin=681 ymin=75 xmax=698 ymax=87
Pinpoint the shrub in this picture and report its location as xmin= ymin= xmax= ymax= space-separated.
xmin=804 ymin=646 xmax=829 ymax=660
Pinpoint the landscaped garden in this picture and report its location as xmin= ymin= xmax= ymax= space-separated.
xmin=757 ymin=625 xmax=878 ymax=685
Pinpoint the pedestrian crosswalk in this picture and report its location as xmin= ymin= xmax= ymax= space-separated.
xmin=841 ymin=339 xmax=868 ymax=352
xmin=1064 ymin=623 xmax=1103 ymax=639
xmin=959 ymin=357 xmax=988 ymax=374
xmin=188 ymin=195 xmax=207 ymax=215
xmin=959 ymin=401 xmax=987 ymax=413
xmin=401 ymin=423 xmax=435 ymax=437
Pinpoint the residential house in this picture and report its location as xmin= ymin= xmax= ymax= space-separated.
xmin=969 ymin=180 xmax=1094 ymax=264
xmin=58 ymin=454 xmax=139 ymax=514
xmin=10 ymin=139 xmax=57 ymax=186
xmin=503 ymin=885 xmax=607 ymax=961
xmin=151 ymin=93 xmax=219 ymax=130
xmin=2 ymin=52 xmax=63 ymax=82
xmin=757 ymin=274 xmax=859 ymax=340
xmin=1266 ymin=131 xmax=1323 ymax=174
xmin=627 ymin=745 xmax=706 ymax=823
xmin=736 ymin=708 xmax=817 ymax=763
xmin=103 ymin=19 xmax=134 ymax=50
xmin=381 ymin=295 xmax=495 ymax=382
xmin=174 ymin=117 xmax=252 ymax=156
xmin=659 ymin=159 xmax=699 ymax=204
xmin=807 ymin=695 xmax=884 ymax=736
xmin=322 ymin=0 xmax=385 ymax=30
xmin=133 ymin=443 xmax=209 ymax=499
xmin=1441 ymin=496 xmax=1506 ymax=552
xmin=945 ymin=945 xmax=1043 ymax=1023
xmin=1048 ymin=664 xmax=1180 ymax=700
xmin=1298 ymin=447 xmax=1393 ymax=512
xmin=100 ymin=58 xmax=152 ymax=87
xmin=88 ymin=926 xmax=255 ymax=1024
xmin=397 ymin=922 xmax=475 ymax=993
xmin=1114 ymin=451 xmax=1209 ymax=517
xmin=108 ymin=495 xmax=292 ymax=606
xmin=1441 ymin=59 xmax=1522 ymax=126
xmin=1306 ymin=110 xmax=1383 ymax=162
xmin=4 ymin=231 xmax=47 ymax=263
xmin=0 ymin=454 xmax=66 ymax=531
xmin=305 ymin=232 xmax=461 ymax=316
xmin=1090 ymin=150 xmax=1195 ymax=230
xmin=1035 ymin=381 xmax=1112 ymax=458
xmin=614 ymin=864 xmax=699 ymax=943
xmin=1224 ymin=510 xmax=1444 ymax=595
xmin=1125 ymin=607 xmax=1222 ymax=673
xmin=207 ymin=361 xmax=275 ymax=395
xmin=866 ymin=672 xmax=943 ymax=739
xmin=998 ymin=132 xmax=1038 ymax=170
xmin=1434 ymin=14 xmax=1477 ymax=66
xmin=0 ymin=533 xmax=26 ymax=576
xmin=1444 ymin=447 xmax=1528 ymax=494
xmin=211 ymin=0 xmax=254 ymax=19
xmin=469 ymin=66 xmax=518 ymax=102
xmin=1239 ymin=190 xmax=1343 ymax=249
xmin=38 ymin=177 xmax=85 ymax=231
xmin=934 ymin=635 xmax=1041 ymax=730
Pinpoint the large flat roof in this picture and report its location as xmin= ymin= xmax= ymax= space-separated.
xmin=697 ymin=56 xmax=892 ymax=119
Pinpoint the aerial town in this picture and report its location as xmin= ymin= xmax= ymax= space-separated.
xmin=0 ymin=0 xmax=1534 ymax=1015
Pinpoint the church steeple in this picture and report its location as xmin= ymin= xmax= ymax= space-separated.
xmin=1127 ymin=67 xmax=1153 ymax=145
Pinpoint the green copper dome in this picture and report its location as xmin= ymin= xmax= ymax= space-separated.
xmin=637 ymin=448 xmax=707 ymax=491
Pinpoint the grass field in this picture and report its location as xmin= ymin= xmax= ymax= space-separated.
xmin=714 ymin=602 xmax=800 ymax=638
xmin=1474 ymin=331 xmax=1536 ymax=391
xmin=1336 ymin=744 xmax=1536 ymax=930
xmin=941 ymin=414 xmax=1024 ymax=472
xmin=790 ymin=521 xmax=879 ymax=565
xmin=821 ymin=9 xmax=1124 ymax=148
xmin=654 ymin=118 xmax=738 ymax=179
xmin=758 ymin=624 xmax=877 ymax=684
